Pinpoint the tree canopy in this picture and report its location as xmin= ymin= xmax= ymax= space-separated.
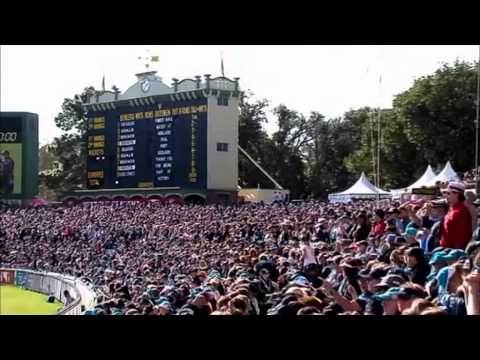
xmin=43 ymin=60 xmax=479 ymax=200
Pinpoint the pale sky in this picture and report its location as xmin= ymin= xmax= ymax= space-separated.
xmin=1 ymin=45 xmax=478 ymax=145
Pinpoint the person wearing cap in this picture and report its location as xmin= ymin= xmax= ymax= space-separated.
xmin=375 ymin=283 xmax=427 ymax=315
xmin=421 ymin=199 xmax=449 ymax=253
xmin=374 ymin=274 xmax=406 ymax=291
xmin=426 ymin=251 xmax=451 ymax=283
xmin=434 ymin=250 xmax=468 ymax=296
xmin=374 ymin=287 xmax=404 ymax=315
xmin=402 ymin=227 xmax=418 ymax=244
xmin=440 ymin=181 xmax=472 ymax=250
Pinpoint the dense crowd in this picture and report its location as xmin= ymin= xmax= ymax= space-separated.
xmin=462 ymin=168 xmax=479 ymax=184
xmin=1 ymin=181 xmax=480 ymax=315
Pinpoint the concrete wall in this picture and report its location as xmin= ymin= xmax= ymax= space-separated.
xmin=206 ymin=96 xmax=239 ymax=191
xmin=207 ymin=190 xmax=238 ymax=205
xmin=238 ymin=189 xmax=290 ymax=203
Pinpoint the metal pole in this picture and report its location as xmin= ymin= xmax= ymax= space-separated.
xmin=476 ymin=45 xmax=480 ymax=198
xmin=370 ymin=110 xmax=376 ymax=186
xmin=377 ymin=108 xmax=381 ymax=188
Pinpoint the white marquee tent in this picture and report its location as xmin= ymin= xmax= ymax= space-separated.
xmin=328 ymin=172 xmax=392 ymax=203
xmin=425 ymin=161 xmax=459 ymax=186
xmin=390 ymin=165 xmax=437 ymax=198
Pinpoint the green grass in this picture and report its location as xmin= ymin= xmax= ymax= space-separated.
xmin=0 ymin=285 xmax=63 ymax=315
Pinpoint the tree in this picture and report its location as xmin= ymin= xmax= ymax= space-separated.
xmin=265 ymin=105 xmax=313 ymax=198
xmin=345 ymin=108 xmax=424 ymax=190
xmin=377 ymin=109 xmax=424 ymax=189
xmin=45 ymin=86 xmax=95 ymax=195
xmin=394 ymin=60 xmax=479 ymax=172
xmin=238 ymin=92 xmax=273 ymax=188
xmin=38 ymin=143 xmax=61 ymax=200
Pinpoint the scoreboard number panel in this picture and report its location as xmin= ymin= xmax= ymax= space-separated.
xmin=86 ymin=98 xmax=207 ymax=190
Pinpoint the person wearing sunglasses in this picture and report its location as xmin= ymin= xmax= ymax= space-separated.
xmin=440 ymin=182 xmax=472 ymax=250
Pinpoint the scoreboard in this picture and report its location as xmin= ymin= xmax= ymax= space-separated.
xmin=86 ymin=98 xmax=207 ymax=190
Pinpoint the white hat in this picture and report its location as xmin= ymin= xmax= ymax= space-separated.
xmin=448 ymin=181 xmax=465 ymax=193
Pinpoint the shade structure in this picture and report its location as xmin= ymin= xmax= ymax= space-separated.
xmin=407 ymin=165 xmax=438 ymax=189
xmin=390 ymin=165 xmax=437 ymax=197
xmin=328 ymin=172 xmax=392 ymax=203
xmin=425 ymin=161 xmax=459 ymax=186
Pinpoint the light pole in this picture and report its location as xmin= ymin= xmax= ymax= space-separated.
xmin=377 ymin=107 xmax=381 ymax=189
xmin=476 ymin=45 xmax=480 ymax=198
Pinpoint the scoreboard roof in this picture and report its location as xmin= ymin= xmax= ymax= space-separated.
xmin=83 ymin=72 xmax=241 ymax=112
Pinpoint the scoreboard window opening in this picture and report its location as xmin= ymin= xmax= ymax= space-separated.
xmin=217 ymin=95 xmax=229 ymax=106
xmin=216 ymin=143 xmax=229 ymax=152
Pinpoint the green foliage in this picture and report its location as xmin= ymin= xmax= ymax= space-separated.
xmin=238 ymin=92 xmax=273 ymax=188
xmin=40 ymin=87 xmax=94 ymax=197
xmin=394 ymin=60 xmax=478 ymax=171
xmin=42 ymin=60 xmax=478 ymax=200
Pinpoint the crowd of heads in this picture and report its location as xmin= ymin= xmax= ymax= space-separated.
xmin=461 ymin=167 xmax=480 ymax=185
xmin=1 ymin=180 xmax=480 ymax=315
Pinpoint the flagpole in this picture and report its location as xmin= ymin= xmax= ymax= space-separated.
xmin=377 ymin=107 xmax=381 ymax=188
xmin=370 ymin=110 xmax=376 ymax=186
xmin=377 ymin=75 xmax=382 ymax=188
xmin=221 ymin=51 xmax=225 ymax=77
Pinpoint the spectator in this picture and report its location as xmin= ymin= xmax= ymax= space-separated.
xmin=1 ymin=199 xmax=479 ymax=315
xmin=465 ymin=191 xmax=478 ymax=233
xmin=63 ymin=290 xmax=75 ymax=305
xmin=440 ymin=182 xmax=472 ymax=250
xmin=397 ymin=205 xmax=411 ymax=234
xmin=349 ymin=213 xmax=370 ymax=242
xmin=404 ymin=247 xmax=430 ymax=286
xmin=370 ymin=209 xmax=386 ymax=238
xmin=423 ymin=199 xmax=449 ymax=253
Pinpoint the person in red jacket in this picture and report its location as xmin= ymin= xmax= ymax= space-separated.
xmin=370 ymin=209 xmax=386 ymax=238
xmin=440 ymin=181 xmax=472 ymax=250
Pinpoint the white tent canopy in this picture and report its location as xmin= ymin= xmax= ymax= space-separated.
xmin=425 ymin=161 xmax=459 ymax=186
xmin=329 ymin=172 xmax=392 ymax=203
xmin=391 ymin=165 xmax=437 ymax=197
xmin=407 ymin=165 xmax=438 ymax=189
